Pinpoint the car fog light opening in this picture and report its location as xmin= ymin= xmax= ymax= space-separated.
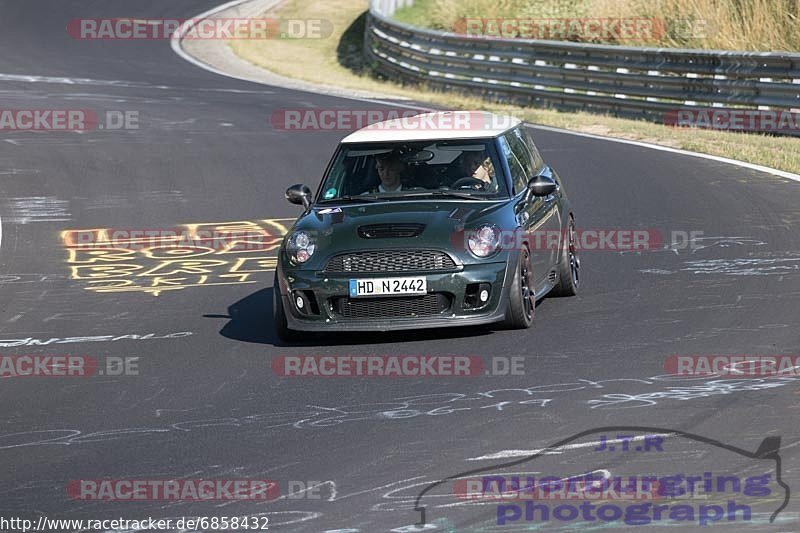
xmin=464 ymin=282 xmax=492 ymax=310
xmin=292 ymin=290 xmax=320 ymax=316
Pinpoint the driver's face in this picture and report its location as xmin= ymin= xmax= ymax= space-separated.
xmin=376 ymin=158 xmax=403 ymax=188
xmin=463 ymin=152 xmax=491 ymax=182
xmin=464 ymin=152 xmax=486 ymax=171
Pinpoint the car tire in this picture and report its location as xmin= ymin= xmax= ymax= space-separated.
xmin=551 ymin=215 xmax=579 ymax=297
xmin=503 ymin=244 xmax=535 ymax=329
xmin=273 ymin=272 xmax=303 ymax=343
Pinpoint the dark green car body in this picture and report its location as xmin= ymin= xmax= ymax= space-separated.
xmin=274 ymin=120 xmax=577 ymax=336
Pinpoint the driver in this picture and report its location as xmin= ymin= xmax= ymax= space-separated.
xmin=461 ymin=151 xmax=495 ymax=184
xmin=371 ymin=152 xmax=406 ymax=193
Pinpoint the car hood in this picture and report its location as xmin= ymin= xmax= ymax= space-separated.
xmin=288 ymin=199 xmax=512 ymax=268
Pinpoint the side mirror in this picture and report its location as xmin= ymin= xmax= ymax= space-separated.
xmin=527 ymin=167 xmax=558 ymax=197
xmin=285 ymin=184 xmax=312 ymax=209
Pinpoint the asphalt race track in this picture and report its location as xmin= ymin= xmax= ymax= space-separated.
xmin=1 ymin=1 xmax=799 ymax=531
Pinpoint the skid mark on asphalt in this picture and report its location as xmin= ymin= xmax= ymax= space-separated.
xmin=72 ymin=190 xmax=188 ymax=211
xmin=640 ymin=252 xmax=800 ymax=276
xmin=61 ymin=218 xmax=290 ymax=296
xmin=0 ymin=169 xmax=39 ymax=176
xmin=621 ymin=235 xmax=768 ymax=256
xmin=3 ymin=196 xmax=71 ymax=224
xmin=682 ymin=254 xmax=800 ymax=275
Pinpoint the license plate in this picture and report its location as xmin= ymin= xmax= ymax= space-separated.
xmin=349 ymin=277 xmax=427 ymax=297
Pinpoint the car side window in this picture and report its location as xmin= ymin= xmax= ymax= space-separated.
xmin=522 ymin=129 xmax=544 ymax=171
xmin=500 ymin=130 xmax=535 ymax=194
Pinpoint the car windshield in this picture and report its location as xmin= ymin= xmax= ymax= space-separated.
xmin=317 ymin=140 xmax=508 ymax=202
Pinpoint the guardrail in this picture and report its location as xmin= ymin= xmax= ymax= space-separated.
xmin=370 ymin=0 xmax=415 ymax=17
xmin=364 ymin=0 xmax=800 ymax=135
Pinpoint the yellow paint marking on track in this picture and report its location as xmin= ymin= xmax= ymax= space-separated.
xmin=61 ymin=218 xmax=289 ymax=296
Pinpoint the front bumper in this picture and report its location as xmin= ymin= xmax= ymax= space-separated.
xmin=276 ymin=258 xmax=515 ymax=332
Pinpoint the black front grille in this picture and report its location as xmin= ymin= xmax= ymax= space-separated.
xmin=332 ymin=293 xmax=452 ymax=319
xmin=323 ymin=250 xmax=457 ymax=273
xmin=358 ymin=223 xmax=425 ymax=239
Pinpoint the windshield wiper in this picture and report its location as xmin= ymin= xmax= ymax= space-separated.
xmin=395 ymin=190 xmax=488 ymax=200
xmin=320 ymin=195 xmax=382 ymax=203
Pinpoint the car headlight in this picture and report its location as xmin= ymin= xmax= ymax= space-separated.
xmin=467 ymin=224 xmax=500 ymax=258
xmin=286 ymin=231 xmax=316 ymax=264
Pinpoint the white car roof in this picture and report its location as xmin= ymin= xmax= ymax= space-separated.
xmin=341 ymin=111 xmax=521 ymax=143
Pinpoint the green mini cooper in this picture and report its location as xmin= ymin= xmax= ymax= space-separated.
xmin=274 ymin=111 xmax=578 ymax=340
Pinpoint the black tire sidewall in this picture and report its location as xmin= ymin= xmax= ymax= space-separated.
xmin=553 ymin=218 xmax=578 ymax=296
xmin=504 ymin=246 xmax=534 ymax=329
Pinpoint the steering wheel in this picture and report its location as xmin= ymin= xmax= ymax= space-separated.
xmin=450 ymin=177 xmax=487 ymax=190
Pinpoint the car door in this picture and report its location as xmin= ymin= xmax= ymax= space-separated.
xmin=499 ymin=128 xmax=562 ymax=291
xmin=522 ymin=128 xmax=563 ymax=274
